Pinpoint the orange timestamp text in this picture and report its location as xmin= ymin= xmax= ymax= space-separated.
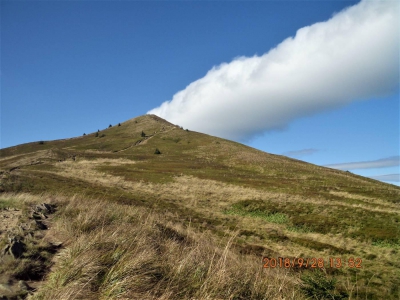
xmin=262 ymin=257 xmax=362 ymax=269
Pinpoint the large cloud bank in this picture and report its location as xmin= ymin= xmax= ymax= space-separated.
xmin=148 ymin=0 xmax=399 ymax=141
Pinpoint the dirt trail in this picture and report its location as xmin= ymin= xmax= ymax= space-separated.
xmin=115 ymin=126 xmax=176 ymax=153
xmin=0 ymin=203 xmax=60 ymax=299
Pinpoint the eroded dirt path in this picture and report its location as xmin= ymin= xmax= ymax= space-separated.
xmin=0 ymin=201 xmax=60 ymax=300
xmin=0 ymin=209 xmax=22 ymax=240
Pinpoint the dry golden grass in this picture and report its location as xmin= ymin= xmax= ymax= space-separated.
xmin=46 ymin=160 xmax=399 ymax=217
xmin=27 ymin=194 xmax=303 ymax=300
xmin=0 ymin=192 xmax=44 ymax=205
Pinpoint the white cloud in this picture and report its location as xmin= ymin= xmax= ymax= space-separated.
xmin=148 ymin=0 xmax=399 ymax=141
xmin=324 ymin=156 xmax=399 ymax=170
xmin=283 ymin=148 xmax=319 ymax=157
xmin=368 ymin=174 xmax=400 ymax=182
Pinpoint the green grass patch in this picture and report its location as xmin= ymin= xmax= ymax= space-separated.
xmin=0 ymin=174 xmax=34 ymax=193
xmin=0 ymin=198 xmax=21 ymax=209
xmin=224 ymin=206 xmax=289 ymax=224
xmin=352 ymin=218 xmax=400 ymax=243
xmin=372 ymin=239 xmax=400 ymax=249
xmin=286 ymin=224 xmax=313 ymax=233
xmin=301 ymin=270 xmax=348 ymax=300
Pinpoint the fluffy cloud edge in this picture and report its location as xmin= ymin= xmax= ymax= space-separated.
xmin=148 ymin=0 xmax=399 ymax=142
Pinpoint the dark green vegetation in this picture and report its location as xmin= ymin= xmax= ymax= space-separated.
xmin=301 ymin=270 xmax=348 ymax=300
xmin=1 ymin=114 xmax=399 ymax=299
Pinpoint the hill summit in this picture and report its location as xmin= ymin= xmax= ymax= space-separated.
xmin=0 ymin=114 xmax=399 ymax=299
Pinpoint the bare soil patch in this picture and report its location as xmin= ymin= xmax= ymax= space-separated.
xmin=0 ymin=209 xmax=22 ymax=240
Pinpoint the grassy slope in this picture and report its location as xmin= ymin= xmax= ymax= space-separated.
xmin=1 ymin=114 xmax=400 ymax=299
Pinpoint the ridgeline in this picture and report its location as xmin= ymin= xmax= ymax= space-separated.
xmin=1 ymin=114 xmax=399 ymax=299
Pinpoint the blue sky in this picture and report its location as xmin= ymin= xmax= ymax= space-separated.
xmin=1 ymin=0 xmax=399 ymax=185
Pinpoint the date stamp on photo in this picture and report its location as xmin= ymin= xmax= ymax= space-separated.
xmin=262 ymin=257 xmax=362 ymax=269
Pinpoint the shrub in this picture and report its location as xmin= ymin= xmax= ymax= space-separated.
xmin=109 ymin=124 xmax=112 ymax=128
xmin=118 ymin=123 xmax=121 ymax=127
xmin=95 ymin=132 xmax=99 ymax=137
xmin=83 ymin=133 xmax=86 ymax=136
xmin=38 ymin=141 xmax=45 ymax=145
xmin=154 ymin=148 xmax=161 ymax=155
xmin=301 ymin=270 xmax=347 ymax=299
xmin=100 ymin=134 xmax=106 ymax=138
xmin=141 ymin=131 xmax=146 ymax=137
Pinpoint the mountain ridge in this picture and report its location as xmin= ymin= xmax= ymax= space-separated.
xmin=0 ymin=114 xmax=399 ymax=299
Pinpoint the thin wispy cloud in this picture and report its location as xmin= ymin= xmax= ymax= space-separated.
xmin=368 ymin=174 xmax=400 ymax=182
xmin=325 ymin=156 xmax=400 ymax=170
xmin=148 ymin=0 xmax=398 ymax=141
xmin=283 ymin=148 xmax=319 ymax=158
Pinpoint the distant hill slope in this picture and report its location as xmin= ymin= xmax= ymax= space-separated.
xmin=1 ymin=114 xmax=399 ymax=299
xmin=1 ymin=114 xmax=397 ymax=195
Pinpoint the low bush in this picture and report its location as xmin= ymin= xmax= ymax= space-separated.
xmin=301 ymin=270 xmax=347 ymax=299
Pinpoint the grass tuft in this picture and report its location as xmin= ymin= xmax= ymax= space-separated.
xmin=224 ymin=203 xmax=289 ymax=224
xmin=30 ymin=195 xmax=302 ymax=300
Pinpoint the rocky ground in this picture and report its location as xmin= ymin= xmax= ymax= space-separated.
xmin=0 ymin=203 xmax=60 ymax=300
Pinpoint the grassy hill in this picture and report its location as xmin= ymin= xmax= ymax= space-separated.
xmin=1 ymin=114 xmax=399 ymax=299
